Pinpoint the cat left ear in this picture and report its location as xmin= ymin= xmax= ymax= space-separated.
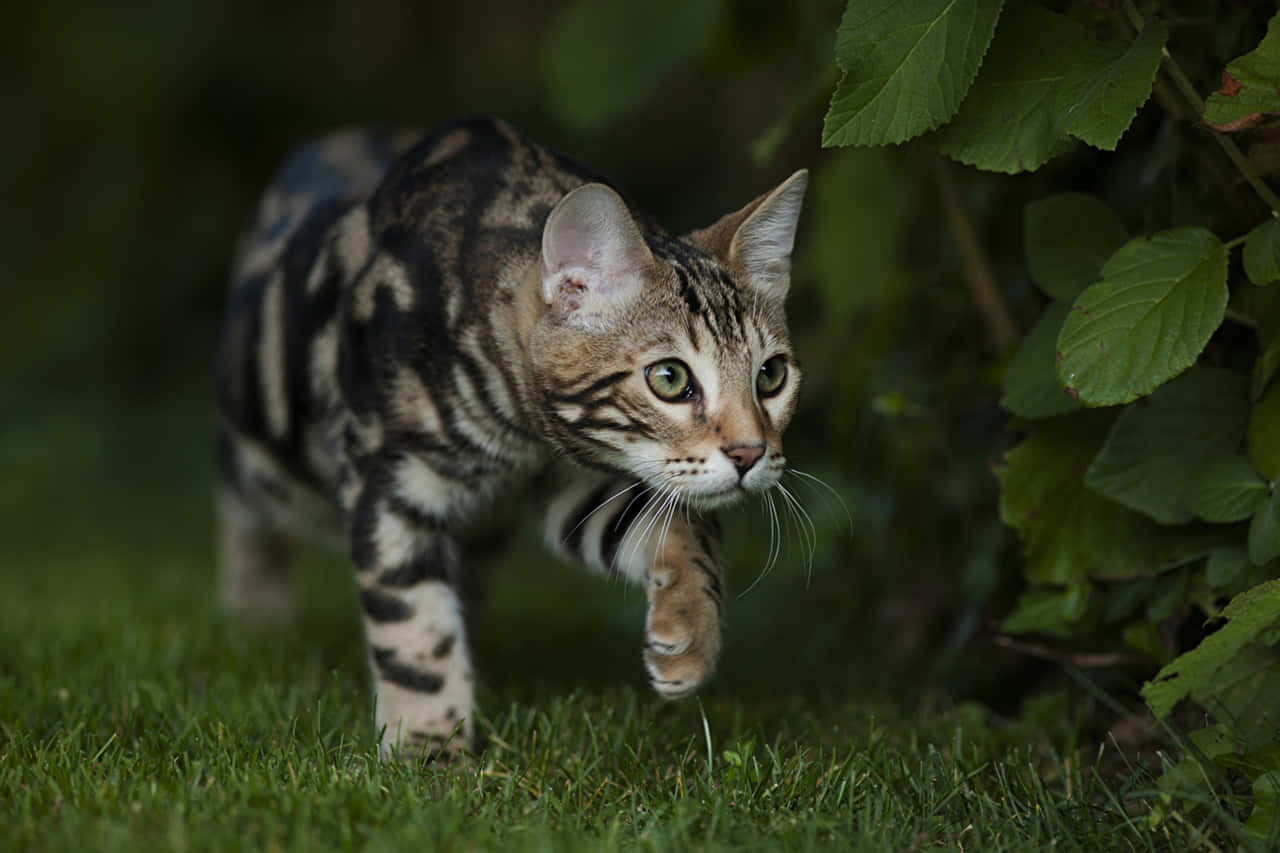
xmin=685 ymin=169 xmax=808 ymax=302
xmin=540 ymin=183 xmax=655 ymax=327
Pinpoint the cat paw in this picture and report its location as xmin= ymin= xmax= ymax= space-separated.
xmin=381 ymin=727 xmax=472 ymax=765
xmin=643 ymin=569 xmax=721 ymax=699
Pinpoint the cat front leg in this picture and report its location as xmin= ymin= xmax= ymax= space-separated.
xmin=347 ymin=476 xmax=476 ymax=761
xmin=543 ymin=473 xmax=725 ymax=698
xmin=634 ymin=513 xmax=724 ymax=699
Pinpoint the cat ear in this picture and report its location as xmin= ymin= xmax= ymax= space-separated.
xmin=685 ymin=169 xmax=808 ymax=302
xmin=540 ymin=183 xmax=654 ymax=326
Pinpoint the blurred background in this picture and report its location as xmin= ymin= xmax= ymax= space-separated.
xmin=1 ymin=0 xmax=1060 ymax=711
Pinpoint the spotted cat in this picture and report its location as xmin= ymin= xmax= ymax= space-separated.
xmin=215 ymin=116 xmax=807 ymax=758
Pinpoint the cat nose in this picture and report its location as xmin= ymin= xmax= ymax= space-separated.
xmin=722 ymin=443 xmax=765 ymax=476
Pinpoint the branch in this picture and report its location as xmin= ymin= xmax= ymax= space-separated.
xmin=929 ymin=153 xmax=1020 ymax=351
xmin=993 ymin=634 xmax=1149 ymax=668
xmin=1121 ymin=0 xmax=1280 ymax=216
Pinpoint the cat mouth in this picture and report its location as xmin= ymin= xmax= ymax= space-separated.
xmin=689 ymin=484 xmax=748 ymax=509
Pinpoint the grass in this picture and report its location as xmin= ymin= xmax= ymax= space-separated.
xmin=0 ymin=396 xmax=1247 ymax=850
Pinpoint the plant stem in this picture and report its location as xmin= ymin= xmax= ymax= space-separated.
xmin=929 ymin=153 xmax=1020 ymax=351
xmin=1121 ymin=0 xmax=1280 ymax=215
xmin=1225 ymin=234 xmax=1248 ymax=250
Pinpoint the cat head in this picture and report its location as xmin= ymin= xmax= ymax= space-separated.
xmin=531 ymin=171 xmax=807 ymax=510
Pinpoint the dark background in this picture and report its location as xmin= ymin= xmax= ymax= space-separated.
xmin=0 ymin=0 xmax=1028 ymax=707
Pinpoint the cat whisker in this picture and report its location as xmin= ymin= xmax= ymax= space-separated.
xmin=786 ymin=468 xmax=853 ymax=536
xmin=623 ymin=485 xmax=672 ymax=573
xmin=738 ymin=487 xmax=781 ymax=599
xmin=775 ymin=482 xmax=817 ymax=587
xmin=563 ymin=480 xmax=643 ymax=545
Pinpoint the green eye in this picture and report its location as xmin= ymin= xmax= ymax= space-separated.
xmin=645 ymin=359 xmax=693 ymax=402
xmin=757 ymin=355 xmax=788 ymax=396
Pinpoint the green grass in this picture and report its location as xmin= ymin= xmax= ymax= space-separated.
xmin=0 ymin=397 xmax=1245 ymax=850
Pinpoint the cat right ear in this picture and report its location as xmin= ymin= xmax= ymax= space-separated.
xmin=685 ymin=169 xmax=808 ymax=303
xmin=540 ymin=184 xmax=654 ymax=328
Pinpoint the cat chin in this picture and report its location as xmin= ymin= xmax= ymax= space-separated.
xmin=684 ymin=485 xmax=751 ymax=511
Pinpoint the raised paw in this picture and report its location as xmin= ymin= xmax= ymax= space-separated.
xmin=643 ymin=568 xmax=721 ymax=699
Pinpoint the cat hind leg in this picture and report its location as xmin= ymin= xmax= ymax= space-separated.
xmin=215 ymin=430 xmax=298 ymax=621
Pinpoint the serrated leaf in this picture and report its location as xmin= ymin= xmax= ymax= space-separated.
xmin=1024 ymin=193 xmax=1130 ymax=302
xmin=997 ymin=413 xmax=1233 ymax=585
xmin=1001 ymin=302 xmax=1081 ymax=419
xmin=1244 ymin=218 xmax=1280 ymax=286
xmin=1249 ymin=380 xmax=1280 ymax=480
xmin=1001 ymin=584 xmax=1093 ymax=638
xmin=823 ymin=0 xmax=1004 ymax=147
xmin=1204 ymin=12 xmax=1280 ymax=132
xmin=1082 ymin=367 xmax=1251 ymax=524
xmin=1060 ymin=15 xmax=1168 ymax=150
xmin=541 ymin=0 xmax=723 ymax=133
xmin=1189 ymin=455 xmax=1270 ymax=523
xmin=1056 ymin=228 xmax=1229 ymax=406
xmin=1142 ymin=578 xmax=1280 ymax=718
xmin=1249 ymin=489 xmax=1280 ymax=566
xmin=933 ymin=7 xmax=1164 ymax=173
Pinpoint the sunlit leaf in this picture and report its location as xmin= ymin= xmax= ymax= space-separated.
xmin=933 ymin=7 xmax=1164 ymax=173
xmin=1056 ymin=228 xmax=1229 ymax=406
xmin=1142 ymin=578 xmax=1280 ymax=718
xmin=823 ymin=0 xmax=1003 ymax=147
xmin=1204 ymin=11 xmax=1280 ymax=132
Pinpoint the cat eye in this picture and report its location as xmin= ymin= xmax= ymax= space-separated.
xmin=645 ymin=359 xmax=694 ymax=402
xmin=757 ymin=355 xmax=788 ymax=397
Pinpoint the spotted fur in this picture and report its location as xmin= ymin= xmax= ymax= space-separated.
xmin=215 ymin=117 xmax=807 ymax=759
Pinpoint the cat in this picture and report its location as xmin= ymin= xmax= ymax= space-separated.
xmin=215 ymin=116 xmax=807 ymax=759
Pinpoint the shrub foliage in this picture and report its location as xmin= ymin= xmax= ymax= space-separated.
xmin=820 ymin=0 xmax=1280 ymax=840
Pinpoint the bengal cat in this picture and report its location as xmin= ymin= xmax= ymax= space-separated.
xmin=215 ymin=116 xmax=807 ymax=759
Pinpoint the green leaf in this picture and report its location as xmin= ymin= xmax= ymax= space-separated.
xmin=997 ymin=413 xmax=1233 ymax=585
xmin=1001 ymin=584 xmax=1093 ymax=638
xmin=1243 ymin=772 xmax=1279 ymax=843
xmin=1001 ymin=302 xmax=1081 ymax=419
xmin=933 ymin=7 xmax=1165 ymax=173
xmin=1249 ymin=380 xmax=1280 ymax=480
xmin=1060 ymin=15 xmax=1168 ymax=151
xmin=1142 ymin=578 xmax=1280 ymax=718
xmin=541 ymin=0 xmax=724 ymax=133
xmin=1249 ymin=489 xmax=1280 ymax=567
xmin=1244 ymin=218 xmax=1280 ymax=286
xmin=1189 ymin=454 xmax=1270 ymax=523
xmin=823 ymin=0 xmax=1004 ymax=147
xmin=1204 ymin=12 xmax=1280 ymax=132
xmin=1024 ymin=193 xmax=1129 ymax=302
xmin=1206 ymin=546 xmax=1249 ymax=589
xmin=1082 ymin=368 xmax=1250 ymax=524
xmin=1056 ymin=228 xmax=1230 ymax=406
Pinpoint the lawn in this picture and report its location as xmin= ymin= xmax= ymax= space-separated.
xmin=0 ymin=396 xmax=1238 ymax=851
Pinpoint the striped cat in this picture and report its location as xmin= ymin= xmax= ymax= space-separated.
xmin=215 ymin=116 xmax=807 ymax=759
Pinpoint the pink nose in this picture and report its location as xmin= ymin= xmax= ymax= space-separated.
xmin=722 ymin=444 xmax=765 ymax=475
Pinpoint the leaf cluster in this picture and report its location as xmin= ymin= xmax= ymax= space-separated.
xmin=820 ymin=0 xmax=1280 ymax=842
